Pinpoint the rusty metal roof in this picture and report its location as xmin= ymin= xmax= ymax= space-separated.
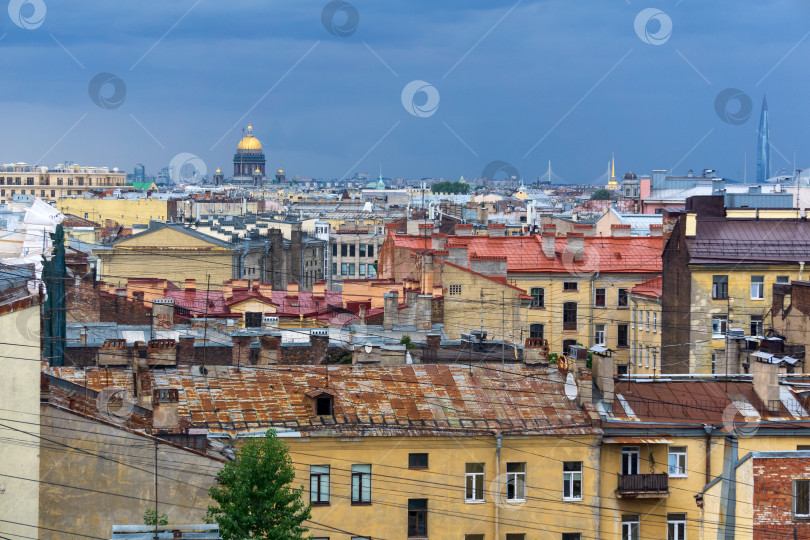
xmin=46 ymin=364 xmax=599 ymax=438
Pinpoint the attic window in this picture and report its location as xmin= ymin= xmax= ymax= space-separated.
xmin=316 ymin=396 xmax=333 ymax=416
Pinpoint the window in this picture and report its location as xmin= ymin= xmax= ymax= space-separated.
xmin=407 ymin=499 xmax=427 ymax=537
xmin=621 ymin=515 xmax=640 ymax=540
xmin=617 ymin=324 xmax=629 ymax=347
xmin=367 ymin=244 xmax=374 ymax=257
xmin=711 ymin=353 xmax=716 ymax=374
xmin=653 ymin=312 xmax=658 ymax=332
xmin=618 ymin=288 xmax=629 ymax=307
xmin=315 ymin=396 xmax=333 ymax=416
xmin=667 ymin=513 xmax=686 ymax=540
xmin=563 ymin=302 xmax=577 ymax=331
xmin=349 ymin=263 xmax=356 ymax=275
xmin=409 ymin=453 xmax=428 ymax=469
xmin=351 ymin=464 xmax=371 ymax=503
xmin=359 ymin=244 xmax=366 ymax=257
xmin=349 ymin=244 xmax=356 ymax=257
xmin=331 ymin=243 xmax=337 ymax=256
xmin=359 ymin=263 xmax=366 ymax=276
xmin=244 ymin=312 xmax=262 ymax=328
xmin=562 ymin=535 xmax=582 ymax=540
xmin=750 ymin=315 xmax=764 ymax=336
xmin=777 ymin=275 xmax=790 ymax=284
xmin=530 ymin=287 xmax=544 ymax=308
xmin=563 ymin=281 xmax=578 ymax=291
xmin=595 ymin=288 xmax=606 ymax=307
xmin=668 ymin=447 xmax=687 ymax=477
xmin=506 ymin=462 xmax=526 ymax=501
xmin=645 ymin=346 xmax=650 ymax=368
xmin=529 ymin=324 xmax=544 ymax=339
xmin=645 ymin=311 xmax=650 ymax=331
xmin=563 ymin=462 xmax=582 ymax=501
xmin=310 ymin=465 xmax=330 ymax=505
xmin=632 ymin=306 xmax=636 ymax=328
xmin=341 ymin=244 xmax=347 ymax=257
xmin=505 ymin=535 xmax=525 ymax=540
xmin=621 ymin=447 xmax=639 ymax=475
xmin=341 ymin=263 xmax=348 ymax=275
xmin=712 ymin=315 xmax=727 ymax=337
xmin=795 ymin=479 xmax=810 ymax=517
xmin=449 ymin=284 xmax=462 ymax=295
xmin=751 ymin=275 xmax=764 ymax=299
xmin=465 ymin=463 xmax=484 ymax=502
xmin=594 ymin=324 xmax=606 ymax=345
xmin=465 ymin=536 xmax=484 ymax=540
xmin=712 ymin=275 xmax=728 ymax=299
xmin=332 ymin=263 xmax=337 ymax=275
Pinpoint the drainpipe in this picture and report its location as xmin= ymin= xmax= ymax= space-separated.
xmin=631 ymin=293 xmax=638 ymax=374
xmin=494 ymin=432 xmax=502 ymax=540
xmin=703 ymin=424 xmax=713 ymax=484
xmin=655 ymin=295 xmax=662 ymax=377
xmin=590 ymin=271 xmax=600 ymax=348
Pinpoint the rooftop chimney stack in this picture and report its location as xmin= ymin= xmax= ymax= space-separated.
xmin=565 ymin=232 xmax=585 ymax=261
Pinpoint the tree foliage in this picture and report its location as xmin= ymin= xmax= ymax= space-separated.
xmin=143 ymin=508 xmax=168 ymax=526
xmin=590 ymin=188 xmax=614 ymax=200
xmin=431 ymin=181 xmax=470 ymax=194
xmin=206 ymin=431 xmax=311 ymax=540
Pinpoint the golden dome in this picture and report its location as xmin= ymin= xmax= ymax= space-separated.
xmin=254 ymin=167 xmax=261 ymax=174
xmin=237 ymin=124 xmax=262 ymax=151
xmin=277 ymin=168 xmax=284 ymax=174
xmin=215 ymin=167 xmax=221 ymax=174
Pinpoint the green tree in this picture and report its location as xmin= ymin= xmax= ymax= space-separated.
xmin=431 ymin=181 xmax=470 ymax=194
xmin=399 ymin=335 xmax=417 ymax=349
xmin=590 ymin=188 xmax=613 ymax=200
xmin=206 ymin=430 xmax=311 ymax=540
xmin=143 ymin=508 xmax=168 ymax=526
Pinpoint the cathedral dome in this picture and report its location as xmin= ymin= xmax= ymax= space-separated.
xmin=237 ymin=125 xmax=262 ymax=152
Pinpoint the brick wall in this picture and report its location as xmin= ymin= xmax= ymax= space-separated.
xmin=99 ymin=293 xmax=151 ymax=325
xmin=752 ymin=456 xmax=810 ymax=540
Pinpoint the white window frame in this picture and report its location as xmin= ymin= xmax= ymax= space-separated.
xmin=530 ymin=287 xmax=544 ymax=308
xmin=645 ymin=346 xmax=650 ymax=368
xmin=506 ymin=462 xmax=526 ymax=502
xmin=351 ymin=464 xmax=371 ymax=503
xmin=712 ymin=315 xmax=727 ymax=338
xmin=449 ymin=284 xmax=462 ymax=296
xmin=795 ymin=479 xmax=810 ymax=518
xmin=750 ymin=315 xmax=764 ymax=336
xmin=667 ymin=514 xmax=686 ymax=540
xmin=310 ymin=465 xmax=330 ymax=504
xmin=653 ymin=312 xmax=658 ymax=333
xmin=645 ymin=311 xmax=650 ymax=331
xmin=668 ymin=447 xmax=687 ymax=478
xmin=594 ymin=324 xmax=606 ymax=346
xmin=563 ymin=462 xmax=583 ymax=501
xmin=465 ymin=463 xmax=485 ymax=503
xmin=621 ymin=515 xmax=640 ymax=540
xmin=751 ymin=275 xmax=764 ymax=300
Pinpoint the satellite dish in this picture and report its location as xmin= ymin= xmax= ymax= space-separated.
xmin=564 ymin=373 xmax=578 ymax=401
xmin=364 ymin=344 xmax=373 ymax=354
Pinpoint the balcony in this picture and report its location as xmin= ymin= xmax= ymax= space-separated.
xmin=616 ymin=474 xmax=669 ymax=498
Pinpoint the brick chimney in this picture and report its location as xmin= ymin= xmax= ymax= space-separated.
xmin=446 ymin=242 xmax=469 ymax=267
xmin=431 ymin=234 xmax=447 ymax=251
xmin=752 ymin=359 xmax=781 ymax=413
xmin=177 ymin=335 xmax=195 ymax=364
xmin=542 ymin=231 xmax=556 ymax=259
xmin=565 ymin=232 xmax=585 ymax=261
xmin=152 ymin=388 xmax=180 ymax=430
xmin=309 ymin=329 xmax=330 ymax=364
xmin=487 ymin=223 xmax=506 ymax=237
xmin=147 ymin=339 xmax=177 ymax=366
xmin=469 ymin=255 xmax=507 ymax=277
xmin=610 ymin=224 xmax=632 ymax=238
xmin=231 ymin=335 xmax=253 ymax=367
xmin=185 ymin=279 xmax=196 ymax=292
xmin=455 ymin=223 xmax=474 ymax=236
xmin=258 ymin=333 xmax=281 ymax=365
xmin=416 ymin=295 xmax=433 ymax=330
xmin=421 ymin=253 xmax=434 ymax=294
xmin=573 ymin=223 xmax=595 ymax=237
xmin=383 ymin=292 xmax=399 ymax=330
xmin=649 ymin=223 xmax=663 ymax=237
xmin=152 ymin=298 xmax=175 ymax=329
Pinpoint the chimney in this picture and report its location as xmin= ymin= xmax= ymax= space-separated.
xmin=147 ymin=339 xmax=177 ymax=366
xmin=98 ymin=338 xmax=128 ymax=367
xmin=416 ymin=295 xmax=433 ymax=330
xmin=185 ymin=279 xmax=196 ymax=292
xmin=523 ymin=337 xmax=549 ymax=365
xmin=258 ymin=282 xmax=273 ymax=298
xmin=592 ymin=352 xmax=614 ymax=405
xmin=565 ymin=232 xmax=585 ymax=261
xmin=574 ymin=223 xmax=595 ymax=237
xmin=79 ymin=328 xmax=87 ymax=344
xmin=358 ymin=303 xmax=367 ymax=325
xmin=152 ymin=298 xmax=175 ymax=329
xmin=649 ymin=224 xmax=663 ymax=237
xmin=383 ymin=292 xmax=398 ymax=330
xmin=258 ymin=333 xmax=281 ymax=365
xmin=455 ymin=223 xmax=474 ymax=236
xmin=542 ymin=231 xmax=557 ymax=259
xmin=446 ymin=243 xmax=469 ymax=267
xmin=309 ymin=329 xmax=330 ymax=364
xmin=610 ymin=224 xmax=632 ymax=238
xmin=752 ymin=359 xmax=780 ymax=413
xmin=177 ymin=335 xmax=195 ymax=364
xmin=152 ymin=388 xmax=180 ymax=430
xmin=421 ymin=253 xmax=434 ymax=294
xmin=469 ymin=255 xmax=507 ymax=277
xmin=487 ymin=223 xmax=506 ymax=237
xmin=287 ymin=282 xmax=299 ymax=298
xmin=231 ymin=335 xmax=253 ymax=367
xmin=577 ymin=368 xmax=593 ymax=408
xmin=431 ymin=234 xmax=447 ymax=251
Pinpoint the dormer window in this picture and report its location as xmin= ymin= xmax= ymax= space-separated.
xmin=306 ymin=389 xmax=335 ymax=417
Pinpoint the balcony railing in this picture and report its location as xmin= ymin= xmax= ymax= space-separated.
xmin=617 ymin=474 xmax=669 ymax=498
xmin=563 ymin=321 xmax=577 ymax=331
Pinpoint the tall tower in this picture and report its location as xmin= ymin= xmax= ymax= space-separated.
xmin=756 ymin=95 xmax=770 ymax=182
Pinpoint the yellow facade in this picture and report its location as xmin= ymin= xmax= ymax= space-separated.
xmin=96 ymin=226 xmax=233 ymax=289
xmin=0 ymin=165 xmax=127 ymax=204
xmin=285 ymin=434 xmax=601 ymax=539
xmin=57 ymin=197 xmax=171 ymax=227
xmin=689 ymin=265 xmax=801 ymax=373
xmin=629 ymin=294 xmax=661 ymax=376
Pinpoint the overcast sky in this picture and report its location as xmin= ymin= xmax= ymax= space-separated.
xmin=2 ymin=0 xmax=809 ymax=183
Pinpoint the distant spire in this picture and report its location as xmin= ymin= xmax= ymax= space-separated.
xmin=611 ymin=153 xmax=615 ymax=179
xmin=756 ymin=95 xmax=770 ymax=182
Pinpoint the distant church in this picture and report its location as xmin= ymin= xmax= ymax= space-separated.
xmin=213 ymin=124 xmax=285 ymax=187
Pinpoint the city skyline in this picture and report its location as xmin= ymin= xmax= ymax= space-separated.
xmin=1 ymin=0 xmax=809 ymax=183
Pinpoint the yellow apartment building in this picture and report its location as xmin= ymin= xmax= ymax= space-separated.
xmin=628 ymin=277 xmax=662 ymax=376
xmin=0 ymin=162 xmax=127 ymax=204
xmin=58 ymin=196 xmax=172 ymax=227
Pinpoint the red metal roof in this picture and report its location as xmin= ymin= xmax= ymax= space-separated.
xmin=630 ymin=276 xmax=663 ymax=298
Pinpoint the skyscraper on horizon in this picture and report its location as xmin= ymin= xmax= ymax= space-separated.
xmin=756 ymin=95 xmax=770 ymax=182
